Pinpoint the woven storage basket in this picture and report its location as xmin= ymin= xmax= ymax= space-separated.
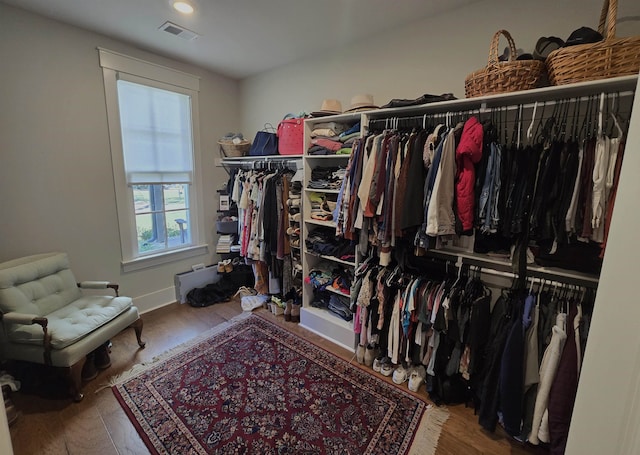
xmin=218 ymin=139 xmax=251 ymax=157
xmin=546 ymin=0 xmax=640 ymax=85
xmin=465 ymin=30 xmax=547 ymax=98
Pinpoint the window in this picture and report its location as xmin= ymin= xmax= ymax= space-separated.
xmin=99 ymin=48 xmax=207 ymax=271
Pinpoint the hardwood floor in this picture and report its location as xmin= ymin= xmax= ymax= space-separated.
xmin=7 ymin=299 xmax=548 ymax=454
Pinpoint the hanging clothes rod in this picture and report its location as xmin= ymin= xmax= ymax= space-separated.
xmin=218 ymin=157 xmax=303 ymax=170
xmin=461 ymin=259 xmax=598 ymax=289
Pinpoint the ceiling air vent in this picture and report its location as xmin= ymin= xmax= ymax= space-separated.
xmin=159 ymin=21 xmax=199 ymax=41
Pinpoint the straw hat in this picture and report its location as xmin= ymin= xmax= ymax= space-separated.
xmin=310 ymin=99 xmax=343 ymax=117
xmin=345 ymin=94 xmax=379 ymax=113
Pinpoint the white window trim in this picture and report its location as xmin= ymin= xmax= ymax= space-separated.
xmin=99 ymin=48 xmax=207 ymax=271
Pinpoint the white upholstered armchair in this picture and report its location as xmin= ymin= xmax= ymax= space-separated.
xmin=0 ymin=252 xmax=144 ymax=401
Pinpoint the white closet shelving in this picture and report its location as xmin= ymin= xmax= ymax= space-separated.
xmin=300 ymin=112 xmax=361 ymax=351
xmin=299 ymin=74 xmax=638 ymax=352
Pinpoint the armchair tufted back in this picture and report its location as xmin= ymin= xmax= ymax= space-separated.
xmin=0 ymin=253 xmax=82 ymax=317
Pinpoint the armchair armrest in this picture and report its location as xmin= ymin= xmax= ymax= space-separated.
xmin=1 ymin=312 xmax=52 ymax=365
xmin=77 ymin=281 xmax=119 ymax=296
xmin=1 ymin=311 xmax=48 ymax=327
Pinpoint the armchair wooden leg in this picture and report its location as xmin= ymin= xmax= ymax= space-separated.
xmin=132 ymin=318 xmax=146 ymax=348
xmin=68 ymin=359 xmax=85 ymax=402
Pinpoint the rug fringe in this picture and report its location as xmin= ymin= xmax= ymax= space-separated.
xmin=96 ymin=311 xmax=253 ymax=393
xmin=408 ymin=405 xmax=450 ymax=455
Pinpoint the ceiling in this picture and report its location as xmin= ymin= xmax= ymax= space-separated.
xmin=3 ymin=0 xmax=481 ymax=79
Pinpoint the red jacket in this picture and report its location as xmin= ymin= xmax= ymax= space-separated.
xmin=455 ymin=117 xmax=483 ymax=232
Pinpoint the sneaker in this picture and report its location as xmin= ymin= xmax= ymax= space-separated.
xmin=392 ymin=364 xmax=409 ymax=385
xmin=289 ymin=212 xmax=301 ymax=223
xmin=355 ymin=344 xmax=365 ymax=365
xmin=408 ymin=365 xmax=426 ymax=392
xmin=372 ymin=354 xmax=385 ymax=373
xmin=380 ymin=357 xmax=394 ymax=377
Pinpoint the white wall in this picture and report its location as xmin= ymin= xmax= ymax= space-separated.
xmin=0 ymin=4 xmax=238 ymax=312
xmin=240 ymin=0 xmax=640 ymax=137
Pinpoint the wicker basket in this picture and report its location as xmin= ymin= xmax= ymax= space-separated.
xmin=218 ymin=139 xmax=251 ymax=157
xmin=546 ymin=0 xmax=640 ymax=86
xmin=465 ymin=30 xmax=547 ymax=98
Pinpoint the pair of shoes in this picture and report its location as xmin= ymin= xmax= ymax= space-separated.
xmin=364 ymin=344 xmax=379 ymax=368
xmin=392 ymin=363 xmax=409 ymax=384
xmin=380 ymin=357 xmax=395 ymax=377
xmin=356 ymin=344 xmax=366 ymax=365
xmin=407 ymin=365 xmax=427 ymax=392
xmin=94 ymin=343 xmax=111 ymax=370
xmin=289 ymin=213 xmax=301 ymax=223
xmin=217 ymin=259 xmax=233 ymax=273
xmin=287 ymin=226 xmax=300 ymax=236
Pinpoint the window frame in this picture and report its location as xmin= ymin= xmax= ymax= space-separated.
xmin=99 ymin=48 xmax=207 ymax=272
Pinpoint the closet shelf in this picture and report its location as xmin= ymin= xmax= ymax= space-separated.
xmin=304 ymin=249 xmax=355 ymax=267
xmin=304 ymin=219 xmax=337 ymax=228
xmin=304 ymin=155 xmax=351 ymax=160
xmin=304 ymin=188 xmax=340 ymax=194
xmin=427 ymin=248 xmax=599 ymax=288
xmin=325 ymin=286 xmax=350 ymax=298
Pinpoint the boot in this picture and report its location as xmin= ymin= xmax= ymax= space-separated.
xmin=284 ymin=300 xmax=293 ymax=322
xmin=94 ymin=343 xmax=112 ymax=370
xmin=81 ymin=352 xmax=98 ymax=381
xmin=291 ymin=303 xmax=301 ymax=323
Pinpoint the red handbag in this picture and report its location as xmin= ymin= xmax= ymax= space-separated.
xmin=277 ymin=114 xmax=305 ymax=155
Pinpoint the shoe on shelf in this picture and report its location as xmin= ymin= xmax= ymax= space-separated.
xmin=407 ymin=365 xmax=426 ymax=392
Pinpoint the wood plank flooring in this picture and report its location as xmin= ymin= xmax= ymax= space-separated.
xmin=7 ymin=299 xmax=548 ymax=454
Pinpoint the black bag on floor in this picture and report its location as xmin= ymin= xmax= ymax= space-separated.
xmin=186 ymin=275 xmax=238 ymax=307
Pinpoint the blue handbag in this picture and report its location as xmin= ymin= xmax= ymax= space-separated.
xmin=249 ymin=123 xmax=278 ymax=156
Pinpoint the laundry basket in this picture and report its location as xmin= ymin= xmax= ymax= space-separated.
xmin=546 ymin=0 xmax=640 ymax=85
xmin=465 ymin=29 xmax=547 ymax=98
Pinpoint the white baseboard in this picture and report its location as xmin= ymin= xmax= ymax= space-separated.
xmin=134 ymin=286 xmax=177 ymax=314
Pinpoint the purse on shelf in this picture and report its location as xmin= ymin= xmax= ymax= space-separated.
xmin=277 ymin=114 xmax=305 ymax=155
xmin=249 ymin=123 xmax=279 ymax=156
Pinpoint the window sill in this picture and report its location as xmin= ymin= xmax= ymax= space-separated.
xmin=121 ymin=244 xmax=209 ymax=272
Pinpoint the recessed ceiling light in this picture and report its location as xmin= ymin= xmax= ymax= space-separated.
xmin=173 ymin=1 xmax=194 ymax=14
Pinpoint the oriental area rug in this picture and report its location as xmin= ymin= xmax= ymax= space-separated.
xmin=109 ymin=312 xmax=449 ymax=455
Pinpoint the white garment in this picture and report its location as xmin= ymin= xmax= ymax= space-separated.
xmin=388 ymin=292 xmax=402 ymax=364
xmin=529 ymin=313 xmax=567 ymax=445
xmin=591 ymin=135 xmax=610 ymax=242
xmin=355 ymin=135 xmax=378 ymax=229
